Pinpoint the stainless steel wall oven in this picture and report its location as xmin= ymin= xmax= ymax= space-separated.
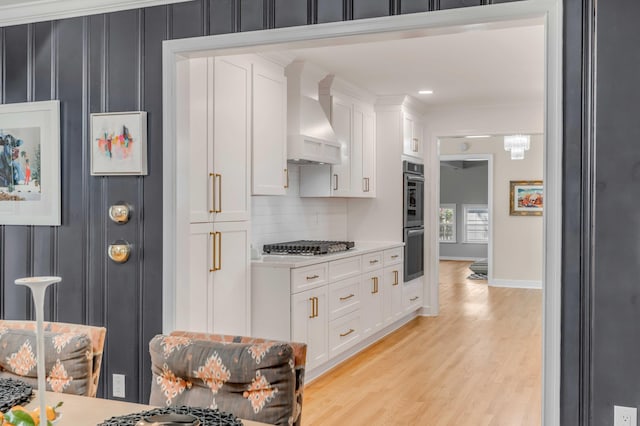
xmin=403 ymin=161 xmax=425 ymax=281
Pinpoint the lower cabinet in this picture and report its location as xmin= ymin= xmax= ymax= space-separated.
xmin=251 ymin=244 xmax=417 ymax=374
xmin=292 ymin=286 xmax=329 ymax=371
xmin=361 ymin=269 xmax=384 ymax=337
xmin=403 ymin=279 xmax=423 ymax=313
xmin=383 ymin=265 xmax=404 ymax=326
xmin=183 ymin=221 xmax=250 ymax=336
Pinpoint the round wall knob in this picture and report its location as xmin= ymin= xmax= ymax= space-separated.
xmin=108 ymin=241 xmax=131 ymax=263
xmin=109 ymin=204 xmax=130 ymax=224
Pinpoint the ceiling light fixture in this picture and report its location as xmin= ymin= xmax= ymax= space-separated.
xmin=418 ymin=90 xmax=433 ymax=95
xmin=504 ymin=134 xmax=531 ymax=160
xmin=464 ymin=135 xmax=490 ymax=139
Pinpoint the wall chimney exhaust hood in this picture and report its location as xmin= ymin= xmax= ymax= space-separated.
xmin=285 ymin=60 xmax=341 ymax=164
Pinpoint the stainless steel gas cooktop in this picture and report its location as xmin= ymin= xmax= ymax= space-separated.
xmin=262 ymin=240 xmax=355 ymax=256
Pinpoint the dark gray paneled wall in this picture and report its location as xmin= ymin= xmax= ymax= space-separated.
xmin=0 ymin=0 xmax=588 ymax=415
xmin=592 ymin=0 xmax=640 ymax=423
xmin=439 ymin=161 xmax=488 ymax=259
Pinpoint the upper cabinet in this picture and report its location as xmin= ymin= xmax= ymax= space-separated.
xmin=188 ymin=56 xmax=251 ymax=224
xmin=252 ymin=57 xmax=288 ymax=196
xmin=300 ymin=75 xmax=376 ymax=198
xmin=403 ymin=111 xmax=424 ymax=159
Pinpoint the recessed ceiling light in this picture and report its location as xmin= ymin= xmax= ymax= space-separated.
xmin=464 ymin=135 xmax=491 ymax=139
xmin=418 ymin=90 xmax=433 ymax=95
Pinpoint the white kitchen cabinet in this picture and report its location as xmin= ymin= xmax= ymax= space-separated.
xmin=383 ymin=265 xmax=404 ymax=326
xmin=252 ymin=57 xmax=288 ymax=195
xmin=292 ymin=286 xmax=329 ymax=371
xmin=403 ymin=279 xmax=423 ymax=313
xmin=328 ymin=310 xmax=361 ymax=358
xmin=189 ymin=56 xmax=251 ymax=224
xmin=402 ymin=112 xmax=424 ymax=160
xmin=361 ymin=269 xmax=384 ymax=337
xmin=182 ymin=221 xmax=250 ymax=336
xmin=300 ymin=77 xmax=376 ymax=198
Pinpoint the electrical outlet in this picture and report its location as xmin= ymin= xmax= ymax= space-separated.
xmin=112 ymin=374 xmax=126 ymax=398
xmin=615 ymin=405 xmax=637 ymax=426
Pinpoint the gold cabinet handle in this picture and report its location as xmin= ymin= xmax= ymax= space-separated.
xmin=284 ymin=168 xmax=289 ymax=189
xmin=410 ymin=296 xmax=419 ymax=302
xmin=209 ymin=232 xmax=216 ymax=272
xmin=393 ymin=270 xmax=399 ymax=286
xmin=210 ymin=231 xmax=221 ymax=272
xmin=369 ymin=259 xmax=379 ymax=264
xmin=391 ymin=254 xmax=399 ymax=259
xmin=371 ymin=277 xmax=379 ymax=294
xmin=339 ymin=293 xmax=355 ymax=301
xmin=340 ymin=328 xmax=355 ymax=338
xmin=333 ymin=174 xmax=338 ymax=191
xmin=306 ymin=274 xmax=320 ymax=280
xmin=209 ymin=173 xmax=222 ymax=213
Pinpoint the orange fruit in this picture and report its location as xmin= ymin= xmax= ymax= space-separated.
xmin=33 ymin=406 xmax=56 ymax=422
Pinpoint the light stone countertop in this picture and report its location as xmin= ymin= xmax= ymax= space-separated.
xmin=251 ymin=241 xmax=404 ymax=268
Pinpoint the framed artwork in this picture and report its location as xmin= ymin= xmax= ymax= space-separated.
xmin=90 ymin=111 xmax=147 ymax=175
xmin=510 ymin=180 xmax=543 ymax=216
xmin=0 ymin=100 xmax=60 ymax=226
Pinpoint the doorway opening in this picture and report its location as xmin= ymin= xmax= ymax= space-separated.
xmin=163 ymin=1 xmax=562 ymax=423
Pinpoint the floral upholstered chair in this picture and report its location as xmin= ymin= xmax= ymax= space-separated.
xmin=148 ymin=331 xmax=307 ymax=426
xmin=0 ymin=320 xmax=106 ymax=397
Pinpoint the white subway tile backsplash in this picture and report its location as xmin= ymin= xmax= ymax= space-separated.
xmin=251 ymin=165 xmax=348 ymax=250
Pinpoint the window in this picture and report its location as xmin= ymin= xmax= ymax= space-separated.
xmin=463 ymin=204 xmax=489 ymax=243
xmin=439 ymin=204 xmax=456 ymax=243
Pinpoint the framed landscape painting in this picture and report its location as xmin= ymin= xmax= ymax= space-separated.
xmin=510 ymin=180 xmax=543 ymax=216
xmin=0 ymin=100 xmax=60 ymax=226
xmin=90 ymin=111 xmax=148 ymax=175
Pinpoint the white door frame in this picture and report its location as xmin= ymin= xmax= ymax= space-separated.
xmin=162 ymin=1 xmax=562 ymax=423
xmin=439 ymin=154 xmax=494 ymax=282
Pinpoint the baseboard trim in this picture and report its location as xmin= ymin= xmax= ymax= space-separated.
xmin=439 ymin=256 xmax=485 ymax=262
xmin=305 ymin=309 xmax=420 ymax=384
xmin=489 ymin=278 xmax=542 ymax=289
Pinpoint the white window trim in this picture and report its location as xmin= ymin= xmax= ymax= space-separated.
xmin=439 ymin=203 xmax=457 ymax=243
xmin=463 ymin=204 xmax=489 ymax=244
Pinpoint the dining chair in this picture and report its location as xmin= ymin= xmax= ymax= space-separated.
xmin=148 ymin=332 xmax=307 ymax=426
xmin=0 ymin=320 xmax=106 ymax=397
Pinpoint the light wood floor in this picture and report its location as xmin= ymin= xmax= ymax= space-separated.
xmin=302 ymin=260 xmax=542 ymax=426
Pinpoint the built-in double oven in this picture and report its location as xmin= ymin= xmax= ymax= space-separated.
xmin=403 ymin=161 xmax=425 ymax=281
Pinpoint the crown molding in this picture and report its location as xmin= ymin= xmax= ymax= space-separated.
xmin=0 ymin=0 xmax=190 ymax=27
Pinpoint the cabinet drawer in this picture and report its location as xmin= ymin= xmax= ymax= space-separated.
xmin=384 ymin=247 xmax=403 ymax=266
xmin=329 ymin=311 xmax=361 ymax=358
xmin=291 ymin=263 xmax=328 ymax=293
xmin=362 ymin=251 xmax=383 ymax=272
xmin=403 ymin=280 xmax=422 ymax=312
xmin=328 ymin=276 xmax=361 ymax=321
xmin=329 ymin=256 xmax=362 ymax=281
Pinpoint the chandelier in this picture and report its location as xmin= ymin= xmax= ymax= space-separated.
xmin=503 ymin=134 xmax=530 ymax=160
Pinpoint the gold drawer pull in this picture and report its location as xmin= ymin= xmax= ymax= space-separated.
xmin=284 ymin=168 xmax=289 ymax=189
xmin=410 ymin=296 xmax=419 ymax=302
xmin=372 ymin=277 xmax=379 ymax=294
xmin=209 ymin=232 xmax=221 ymax=272
xmin=393 ymin=270 xmax=399 ymax=286
xmin=340 ymin=328 xmax=355 ymax=338
xmin=306 ymin=274 xmax=320 ymax=280
xmin=209 ymin=173 xmax=222 ymax=213
xmin=339 ymin=294 xmax=355 ymax=301
xmin=369 ymin=259 xmax=379 ymax=264
xmin=308 ymin=297 xmax=315 ymax=318
xmin=391 ymin=254 xmax=399 ymax=259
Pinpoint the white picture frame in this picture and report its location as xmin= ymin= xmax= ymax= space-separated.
xmin=90 ymin=111 xmax=148 ymax=176
xmin=0 ymin=100 xmax=60 ymax=226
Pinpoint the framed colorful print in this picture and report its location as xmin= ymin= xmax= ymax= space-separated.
xmin=90 ymin=111 xmax=148 ymax=175
xmin=0 ymin=100 xmax=61 ymax=226
xmin=510 ymin=180 xmax=543 ymax=216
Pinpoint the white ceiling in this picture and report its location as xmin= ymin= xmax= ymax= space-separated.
xmin=287 ymin=22 xmax=544 ymax=108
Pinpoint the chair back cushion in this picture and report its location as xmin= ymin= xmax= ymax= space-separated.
xmin=0 ymin=320 xmax=106 ymax=397
xmin=0 ymin=328 xmax=92 ymax=396
xmin=149 ymin=334 xmax=296 ymax=426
